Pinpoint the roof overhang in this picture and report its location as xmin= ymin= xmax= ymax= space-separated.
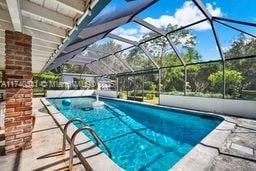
xmin=0 ymin=0 xmax=110 ymax=73
xmin=44 ymin=0 xmax=158 ymax=71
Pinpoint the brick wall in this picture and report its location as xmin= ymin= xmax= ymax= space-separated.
xmin=4 ymin=30 xmax=33 ymax=154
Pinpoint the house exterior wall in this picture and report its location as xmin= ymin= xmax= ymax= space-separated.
xmin=61 ymin=74 xmax=95 ymax=84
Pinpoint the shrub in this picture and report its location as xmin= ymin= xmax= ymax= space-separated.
xmin=145 ymin=84 xmax=156 ymax=100
xmin=144 ymin=81 xmax=154 ymax=90
xmin=118 ymin=92 xmax=125 ymax=98
xmin=145 ymin=93 xmax=154 ymax=100
xmin=209 ymin=70 xmax=243 ymax=98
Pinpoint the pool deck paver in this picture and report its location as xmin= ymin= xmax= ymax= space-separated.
xmin=231 ymin=143 xmax=254 ymax=155
xmin=209 ymin=118 xmax=256 ymax=171
xmin=0 ymin=98 xmax=84 ymax=171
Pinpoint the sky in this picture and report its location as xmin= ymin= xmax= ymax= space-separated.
xmin=92 ymin=0 xmax=256 ymax=62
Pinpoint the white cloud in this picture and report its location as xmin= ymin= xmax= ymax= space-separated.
xmin=110 ymin=1 xmax=222 ymax=48
xmin=115 ymin=34 xmax=139 ymax=48
xmin=206 ymin=3 xmax=222 ymax=17
xmin=143 ymin=1 xmax=222 ymax=31
xmin=111 ymin=28 xmax=141 ymax=48
xmin=111 ymin=27 xmax=142 ymax=48
xmin=112 ymin=27 xmax=138 ymax=36
xmin=141 ymin=15 xmax=176 ymax=33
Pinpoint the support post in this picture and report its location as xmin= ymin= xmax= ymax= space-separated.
xmin=184 ymin=65 xmax=187 ymax=96
xmin=116 ymin=76 xmax=119 ymax=97
xmin=4 ymin=31 xmax=33 ymax=154
xmin=133 ymin=75 xmax=136 ymax=100
xmin=142 ymin=75 xmax=144 ymax=102
xmin=126 ymin=76 xmax=128 ymax=99
xmin=222 ymin=61 xmax=226 ymax=99
xmin=158 ymin=69 xmax=161 ymax=104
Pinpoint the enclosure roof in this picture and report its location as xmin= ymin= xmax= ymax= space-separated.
xmin=44 ymin=0 xmax=256 ymax=76
xmin=45 ymin=0 xmax=157 ymax=71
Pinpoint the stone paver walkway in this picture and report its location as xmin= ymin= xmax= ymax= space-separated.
xmin=210 ymin=118 xmax=256 ymax=171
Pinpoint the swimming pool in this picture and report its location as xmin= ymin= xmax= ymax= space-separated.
xmin=48 ymin=96 xmax=223 ymax=170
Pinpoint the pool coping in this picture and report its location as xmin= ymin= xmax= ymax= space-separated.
xmin=43 ymin=96 xmax=237 ymax=170
xmin=40 ymin=98 xmax=123 ymax=171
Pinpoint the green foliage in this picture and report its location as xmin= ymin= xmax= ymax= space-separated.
xmin=73 ymin=77 xmax=87 ymax=89
xmin=209 ymin=70 xmax=243 ymax=98
xmin=54 ymin=22 xmax=256 ymax=101
xmin=224 ymin=34 xmax=256 ymax=59
xmin=183 ymin=47 xmax=201 ymax=63
xmin=33 ymin=72 xmax=60 ymax=89
xmin=34 ymin=71 xmax=59 ymax=82
xmin=118 ymin=92 xmax=125 ymax=98
xmin=60 ymin=64 xmax=94 ymax=74
xmin=145 ymin=93 xmax=153 ymax=100
xmin=125 ymin=23 xmax=198 ymax=70
xmin=162 ymin=67 xmax=184 ymax=92
xmin=144 ymin=81 xmax=154 ymax=90
xmin=187 ymin=63 xmax=222 ymax=93
xmin=145 ymin=84 xmax=156 ymax=100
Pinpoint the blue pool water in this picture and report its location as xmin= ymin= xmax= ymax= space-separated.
xmin=48 ymin=97 xmax=223 ymax=170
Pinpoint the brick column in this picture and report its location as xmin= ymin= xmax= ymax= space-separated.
xmin=4 ymin=30 xmax=33 ymax=154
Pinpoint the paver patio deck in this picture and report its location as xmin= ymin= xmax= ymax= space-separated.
xmin=0 ymin=98 xmax=83 ymax=171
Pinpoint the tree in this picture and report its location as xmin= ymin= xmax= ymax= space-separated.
xmin=141 ymin=24 xmax=197 ymax=66
xmin=208 ymin=70 xmax=243 ymax=98
xmin=223 ymin=34 xmax=256 ymax=100
xmin=33 ymin=72 xmax=60 ymax=90
xmin=186 ymin=62 xmax=222 ymax=94
xmin=90 ymin=40 xmax=125 ymax=73
xmin=161 ymin=67 xmax=184 ymax=92
xmin=73 ymin=77 xmax=88 ymax=89
xmin=133 ymin=24 xmax=200 ymax=93
xmin=224 ymin=34 xmax=256 ymax=59
xmin=34 ymin=71 xmax=59 ymax=82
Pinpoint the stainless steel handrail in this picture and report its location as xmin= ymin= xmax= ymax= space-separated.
xmin=62 ymin=118 xmax=86 ymax=154
xmin=69 ymin=126 xmax=112 ymax=171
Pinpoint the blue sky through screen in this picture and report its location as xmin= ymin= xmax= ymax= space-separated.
xmin=93 ymin=0 xmax=256 ymax=62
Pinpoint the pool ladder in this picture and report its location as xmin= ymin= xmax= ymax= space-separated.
xmin=62 ymin=118 xmax=112 ymax=171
